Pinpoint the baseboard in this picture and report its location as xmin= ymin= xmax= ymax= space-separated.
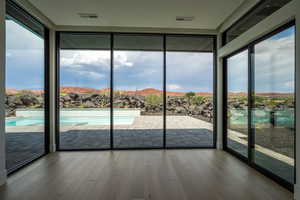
xmin=0 ymin=169 xmax=7 ymax=186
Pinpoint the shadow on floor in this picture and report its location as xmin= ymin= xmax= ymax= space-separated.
xmin=227 ymin=139 xmax=294 ymax=184
xmin=5 ymin=130 xmax=294 ymax=185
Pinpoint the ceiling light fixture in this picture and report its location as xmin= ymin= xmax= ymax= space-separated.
xmin=176 ymin=16 xmax=195 ymax=21
xmin=78 ymin=13 xmax=98 ymax=19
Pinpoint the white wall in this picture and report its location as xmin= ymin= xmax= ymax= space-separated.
xmin=0 ymin=0 xmax=7 ymax=186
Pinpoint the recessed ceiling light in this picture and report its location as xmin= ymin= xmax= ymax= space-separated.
xmin=78 ymin=13 xmax=98 ymax=19
xmin=176 ymin=16 xmax=195 ymax=21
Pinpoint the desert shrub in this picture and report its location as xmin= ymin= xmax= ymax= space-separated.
xmin=114 ymin=91 xmax=123 ymax=96
xmin=285 ymin=96 xmax=294 ymax=105
xmin=145 ymin=95 xmax=162 ymax=105
xmin=185 ymin=92 xmax=196 ymax=99
xmin=60 ymin=92 xmax=68 ymax=97
xmin=191 ymin=96 xmax=207 ymax=105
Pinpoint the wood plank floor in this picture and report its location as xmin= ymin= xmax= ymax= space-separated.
xmin=0 ymin=150 xmax=293 ymax=200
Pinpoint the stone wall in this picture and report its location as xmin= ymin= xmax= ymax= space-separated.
xmin=5 ymin=92 xmax=214 ymax=122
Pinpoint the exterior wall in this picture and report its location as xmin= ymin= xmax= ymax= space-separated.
xmin=0 ymin=0 xmax=7 ymax=186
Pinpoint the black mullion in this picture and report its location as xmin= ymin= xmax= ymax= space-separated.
xmin=223 ymin=58 xmax=228 ymax=150
xmin=248 ymin=46 xmax=255 ymax=163
xmin=44 ymin=27 xmax=50 ymax=154
xmin=55 ymin=32 xmax=60 ymax=150
xmin=163 ymin=34 xmax=167 ymax=148
xmin=110 ymin=33 xmax=114 ymax=149
xmin=213 ymin=36 xmax=217 ymax=148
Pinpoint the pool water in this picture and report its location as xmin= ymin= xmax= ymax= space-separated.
xmin=6 ymin=116 xmax=135 ymax=127
xmin=229 ymin=109 xmax=294 ymax=128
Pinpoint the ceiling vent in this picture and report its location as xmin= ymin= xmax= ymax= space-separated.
xmin=78 ymin=13 xmax=98 ymax=19
xmin=176 ymin=16 xmax=195 ymax=21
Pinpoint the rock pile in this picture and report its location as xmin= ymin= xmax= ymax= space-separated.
xmin=6 ymin=93 xmax=215 ymax=122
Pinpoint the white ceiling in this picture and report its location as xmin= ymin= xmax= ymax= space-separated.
xmin=28 ymin=0 xmax=245 ymax=29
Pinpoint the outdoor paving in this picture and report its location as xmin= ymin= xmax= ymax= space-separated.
xmin=5 ymin=115 xmax=294 ymax=184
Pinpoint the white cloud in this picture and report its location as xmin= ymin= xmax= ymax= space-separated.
xmin=61 ymin=50 xmax=110 ymax=70
xmin=284 ymin=80 xmax=294 ymax=89
xmin=167 ymin=84 xmax=182 ymax=90
xmin=227 ymin=32 xmax=295 ymax=93
xmin=254 ymin=33 xmax=295 ymax=93
xmin=77 ymin=71 xmax=104 ymax=79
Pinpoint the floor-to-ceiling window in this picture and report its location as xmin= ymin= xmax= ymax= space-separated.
xmin=113 ymin=34 xmax=164 ymax=148
xmin=226 ymin=50 xmax=249 ymax=158
xmin=224 ymin=22 xmax=295 ymax=189
xmin=5 ymin=1 xmax=49 ymax=172
xmin=166 ymin=36 xmax=215 ymax=148
xmin=253 ymin=25 xmax=295 ymax=184
xmin=58 ymin=33 xmax=111 ymax=150
xmin=57 ymin=33 xmax=216 ymax=150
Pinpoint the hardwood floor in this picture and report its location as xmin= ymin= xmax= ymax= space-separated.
xmin=0 ymin=150 xmax=293 ymax=200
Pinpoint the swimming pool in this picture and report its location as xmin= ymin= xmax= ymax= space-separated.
xmin=6 ymin=116 xmax=135 ymax=127
xmin=229 ymin=109 xmax=295 ymax=128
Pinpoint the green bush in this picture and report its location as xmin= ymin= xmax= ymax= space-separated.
xmin=60 ymin=92 xmax=68 ymax=97
xmin=145 ymin=95 xmax=162 ymax=105
xmin=191 ymin=96 xmax=207 ymax=105
xmin=185 ymin=92 xmax=196 ymax=99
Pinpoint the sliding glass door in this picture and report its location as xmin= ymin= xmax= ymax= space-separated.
xmin=225 ymin=22 xmax=295 ymax=188
xmin=5 ymin=1 xmax=48 ymax=172
xmin=226 ymin=50 xmax=248 ymax=157
xmin=113 ymin=34 xmax=164 ymax=148
xmin=166 ymin=36 xmax=215 ymax=148
xmin=253 ymin=25 xmax=295 ymax=184
xmin=58 ymin=33 xmax=111 ymax=150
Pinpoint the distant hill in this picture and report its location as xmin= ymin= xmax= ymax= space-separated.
xmin=6 ymin=87 xmax=293 ymax=97
xmin=6 ymin=88 xmax=44 ymax=95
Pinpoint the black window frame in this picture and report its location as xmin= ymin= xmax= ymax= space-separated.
xmin=223 ymin=20 xmax=296 ymax=191
xmin=5 ymin=0 xmax=50 ymax=174
xmin=55 ymin=32 xmax=218 ymax=151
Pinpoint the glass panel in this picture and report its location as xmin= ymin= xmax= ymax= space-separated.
xmin=223 ymin=0 xmax=292 ymax=45
xmin=5 ymin=18 xmax=45 ymax=171
xmin=253 ymin=26 xmax=295 ymax=183
xmin=227 ymin=50 xmax=248 ymax=157
xmin=59 ymin=34 xmax=111 ymax=149
xmin=113 ymin=35 xmax=164 ymax=148
xmin=166 ymin=36 xmax=214 ymax=148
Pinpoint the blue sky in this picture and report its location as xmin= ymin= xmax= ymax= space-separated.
xmin=228 ymin=26 xmax=295 ymax=94
xmin=6 ymin=19 xmax=295 ymax=93
xmin=6 ymin=19 xmax=44 ymax=90
xmin=60 ymin=50 xmax=214 ymax=92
